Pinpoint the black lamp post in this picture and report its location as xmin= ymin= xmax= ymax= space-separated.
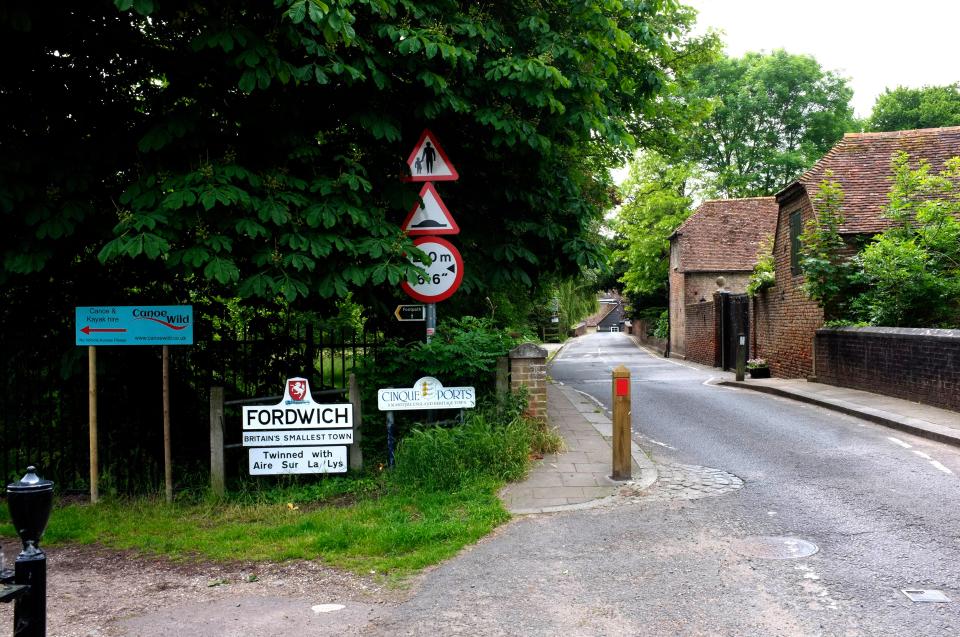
xmin=6 ymin=466 xmax=54 ymax=637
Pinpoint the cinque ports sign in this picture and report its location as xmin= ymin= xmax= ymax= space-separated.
xmin=377 ymin=376 xmax=475 ymax=411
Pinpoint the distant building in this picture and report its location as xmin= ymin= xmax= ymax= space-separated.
xmin=584 ymin=292 xmax=625 ymax=333
xmin=668 ymin=198 xmax=778 ymax=363
xmin=753 ymin=126 xmax=960 ymax=378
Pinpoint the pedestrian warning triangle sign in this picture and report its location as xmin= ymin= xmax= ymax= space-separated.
xmin=402 ymin=183 xmax=460 ymax=235
xmin=403 ymin=128 xmax=459 ymax=182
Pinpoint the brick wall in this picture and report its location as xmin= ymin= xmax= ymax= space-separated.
xmin=672 ymin=270 xmax=752 ymax=360
xmin=509 ymin=343 xmax=547 ymax=420
xmin=631 ymin=320 xmax=667 ymax=356
xmin=815 ymin=327 xmax=960 ymax=411
xmin=684 ymin=301 xmax=716 ymax=366
xmin=685 ymin=272 xmax=751 ymax=304
xmin=753 ymin=191 xmax=824 ymax=378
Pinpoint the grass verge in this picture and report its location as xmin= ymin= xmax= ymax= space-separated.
xmin=1 ymin=403 xmax=560 ymax=579
xmin=0 ymin=481 xmax=507 ymax=578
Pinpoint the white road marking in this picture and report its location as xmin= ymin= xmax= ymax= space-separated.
xmin=643 ymin=437 xmax=677 ymax=450
xmin=704 ymin=376 xmax=739 ymax=390
xmin=930 ymin=460 xmax=954 ymax=475
xmin=887 ymin=438 xmax=954 ymax=476
xmin=574 ymin=389 xmax=608 ymax=412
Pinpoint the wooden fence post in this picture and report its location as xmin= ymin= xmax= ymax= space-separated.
xmin=495 ymin=356 xmax=509 ymax=399
xmin=611 ymin=365 xmax=632 ymax=481
xmin=209 ymin=386 xmax=225 ymax=497
xmin=349 ymin=373 xmax=363 ymax=472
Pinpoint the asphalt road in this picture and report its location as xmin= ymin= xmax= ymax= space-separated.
xmin=549 ymin=332 xmax=960 ymax=633
xmin=369 ymin=331 xmax=960 ymax=635
xmin=72 ymin=331 xmax=960 ymax=636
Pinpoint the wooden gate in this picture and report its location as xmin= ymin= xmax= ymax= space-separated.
xmin=719 ymin=293 xmax=750 ymax=371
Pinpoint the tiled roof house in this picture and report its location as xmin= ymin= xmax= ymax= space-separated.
xmin=668 ymin=197 xmax=778 ymax=363
xmin=753 ymin=126 xmax=960 ymax=379
xmin=584 ymin=291 xmax=625 ymax=332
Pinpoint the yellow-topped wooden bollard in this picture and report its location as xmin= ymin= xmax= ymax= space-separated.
xmin=611 ymin=365 xmax=631 ymax=481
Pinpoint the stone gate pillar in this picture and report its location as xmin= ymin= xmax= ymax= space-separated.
xmin=509 ymin=343 xmax=548 ymax=420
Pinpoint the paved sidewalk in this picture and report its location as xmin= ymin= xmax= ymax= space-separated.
xmin=720 ymin=377 xmax=960 ymax=447
xmin=498 ymin=382 xmax=657 ymax=515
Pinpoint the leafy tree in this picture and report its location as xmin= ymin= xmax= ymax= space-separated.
xmin=612 ymin=152 xmax=705 ymax=300
xmin=684 ymin=50 xmax=854 ymax=197
xmin=745 ymin=234 xmax=775 ymax=297
xmin=857 ymin=153 xmax=960 ymax=326
xmin=1 ymin=0 xmax=709 ymax=317
xmin=867 ymin=84 xmax=960 ymax=132
xmin=552 ymin=276 xmax=599 ymax=335
xmin=798 ymin=171 xmax=860 ymax=320
xmin=799 ymin=156 xmax=960 ymax=328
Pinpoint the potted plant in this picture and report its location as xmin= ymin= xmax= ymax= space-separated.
xmin=746 ymin=358 xmax=770 ymax=379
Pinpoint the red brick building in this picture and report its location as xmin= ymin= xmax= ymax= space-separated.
xmin=668 ymin=198 xmax=777 ymax=362
xmin=754 ymin=126 xmax=960 ymax=379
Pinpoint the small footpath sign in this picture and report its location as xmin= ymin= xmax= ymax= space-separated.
xmin=378 ymin=376 xmax=476 ymax=411
xmin=394 ymin=304 xmax=426 ymax=321
xmin=243 ymin=378 xmax=353 ymax=475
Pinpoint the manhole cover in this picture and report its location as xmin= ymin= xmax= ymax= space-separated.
xmin=902 ymin=589 xmax=951 ymax=603
xmin=731 ymin=536 xmax=819 ymax=559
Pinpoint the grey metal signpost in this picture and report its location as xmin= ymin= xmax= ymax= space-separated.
xmin=400 ymin=129 xmax=462 ymax=344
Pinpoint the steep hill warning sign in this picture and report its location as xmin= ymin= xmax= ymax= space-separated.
xmin=402 ymin=182 xmax=460 ymax=235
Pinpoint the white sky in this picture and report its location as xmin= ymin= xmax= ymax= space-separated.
xmin=684 ymin=0 xmax=960 ymax=118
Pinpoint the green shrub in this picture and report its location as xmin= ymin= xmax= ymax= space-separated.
xmin=392 ymin=413 xmax=532 ymax=491
xmin=362 ymin=316 xmax=518 ymax=393
xmin=746 ymin=234 xmax=775 ymax=296
xmin=653 ymin=309 xmax=669 ymax=339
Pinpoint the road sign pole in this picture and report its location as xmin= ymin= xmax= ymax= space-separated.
xmin=88 ymin=346 xmax=99 ymax=504
xmin=386 ymin=410 xmax=396 ymax=467
xmin=426 ymin=303 xmax=436 ymax=343
xmin=162 ymin=345 xmax=173 ymax=504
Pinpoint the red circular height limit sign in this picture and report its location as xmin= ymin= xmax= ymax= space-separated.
xmin=401 ymin=237 xmax=464 ymax=303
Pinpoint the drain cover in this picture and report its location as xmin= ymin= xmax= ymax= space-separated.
xmin=902 ymin=589 xmax=951 ymax=603
xmin=731 ymin=536 xmax=819 ymax=560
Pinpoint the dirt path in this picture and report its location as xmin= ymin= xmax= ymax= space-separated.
xmin=0 ymin=541 xmax=401 ymax=636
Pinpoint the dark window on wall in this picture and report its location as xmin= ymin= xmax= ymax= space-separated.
xmin=789 ymin=210 xmax=802 ymax=275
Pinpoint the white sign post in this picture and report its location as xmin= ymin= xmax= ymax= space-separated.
xmin=243 ymin=377 xmax=353 ymax=475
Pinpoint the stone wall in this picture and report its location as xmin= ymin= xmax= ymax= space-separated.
xmin=815 ymin=327 xmax=960 ymax=411
xmin=684 ymin=301 xmax=717 ymax=366
xmin=753 ymin=190 xmax=824 ymax=379
xmin=669 ymin=265 xmax=685 ymax=356
xmin=509 ymin=343 xmax=547 ymax=420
